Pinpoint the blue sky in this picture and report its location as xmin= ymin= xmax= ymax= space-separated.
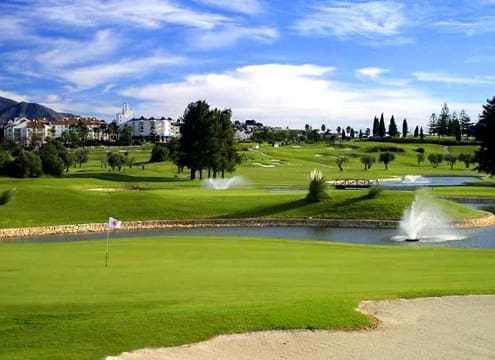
xmin=0 ymin=0 xmax=494 ymax=130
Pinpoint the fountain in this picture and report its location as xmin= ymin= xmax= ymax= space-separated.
xmin=202 ymin=176 xmax=249 ymax=190
xmin=393 ymin=189 xmax=464 ymax=242
xmin=402 ymin=175 xmax=430 ymax=184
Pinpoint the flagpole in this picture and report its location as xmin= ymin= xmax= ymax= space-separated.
xmin=105 ymin=228 xmax=110 ymax=267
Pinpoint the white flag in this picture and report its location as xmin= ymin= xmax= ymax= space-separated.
xmin=108 ymin=217 xmax=122 ymax=230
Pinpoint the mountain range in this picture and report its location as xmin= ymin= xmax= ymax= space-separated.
xmin=0 ymin=96 xmax=76 ymax=123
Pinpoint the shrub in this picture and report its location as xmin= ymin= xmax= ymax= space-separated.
xmin=0 ymin=189 xmax=13 ymax=205
xmin=379 ymin=151 xmax=395 ymax=170
xmin=9 ymin=151 xmax=42 ymax=178
xmin=360 ymin=155 xmax=375 ymax=170
xmin=149 ymin=144 xmax=169 ymax=163
xmin=366 ymin=185 xmax=383 ymax=199
xmin=306 ymin=169 xmax=329 ymax=202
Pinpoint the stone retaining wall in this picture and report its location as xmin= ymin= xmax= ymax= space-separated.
xmin=1 ymin=213 xmax=494 ymax=240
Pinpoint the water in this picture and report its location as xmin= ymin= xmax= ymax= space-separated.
xmin=202 ymin=176 xmax=249 ymax=190
xmin=393 ymin=190 xmax=462 ymax=242
xmin=380 ymin=175 xmax=480 ymax=189
xmin=6 ymin=224 xmax=495 ymax=248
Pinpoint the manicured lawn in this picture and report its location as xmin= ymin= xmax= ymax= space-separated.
xmin=1 ymin=236 xmax=494 ymax=359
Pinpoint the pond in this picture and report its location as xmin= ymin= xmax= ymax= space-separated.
xmin=379 ymin=175 xmax=481 ymax=189
xmin=8 ymin=225 xmax=495 ymax=248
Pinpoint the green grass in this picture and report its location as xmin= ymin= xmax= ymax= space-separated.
xmin=1 ymin=236 xmax=494 ymax=359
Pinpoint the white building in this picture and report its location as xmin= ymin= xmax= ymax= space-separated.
xmin=115 ymin=102 xmax=133 ymax=126
xmin=121 ymin=116 xmax=181 ymax=142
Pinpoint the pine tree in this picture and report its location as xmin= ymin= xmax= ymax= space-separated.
xmin=414 ymin=125 xmax=419 ymax=137
xmin=428 ymin=113 xmax=437 ymax=135
xmin=378 ymin=113 xmax=386 ymax=137
xmin=402 ymin=118 xmax=408 ymax=138
xmin=459 ymin=109 xmax=472 ymax=137
xmin=437 ymin=103 xmax=450 ymax=136
xmin=372 ymin=116 xmax=379 ymax=137
xmin=388 ymin=115 xmax=398 ymax=137
xmin=474 ymin=96 xmax=495 ymax=175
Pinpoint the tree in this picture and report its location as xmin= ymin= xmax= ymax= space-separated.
xmin=452 ymin=118 xmax=461 ymax=141
xmin=10 ymin=151 xmax=42 ymax=178
xmin=417 ymin=153 xmax=425 ymax=165
xmin=341 ymin=128 xmax=346 ymax=139
xmin=372 ymin=116 xmax=379 ymax=137
xmin=306 ymin=169 xmax=329 ymax=202
xmin=458 ymin=153 xmax=473 ymax=168
xmin=379 ymin=151 xmax=395 ymax=170
xmin=149 ymin=144 xmax=169 ymax=163
xmin=74 ymin=148 xmax=90 ymax=167
xmin=437 ymin=103 xmax=450 ymax=136
xmin=427 ymin=153 xmax=443 ymax=168
xmin=388 ymin=115 xmax=398 ymax=137
xmin=420 ymin=127 xmax=424 ymax=140
xmin=428 ymin=113 xmax=437 ymax=135
xmin=39 ymin=142 xmax=65 ymax=176
xmin=402 ymin=119 xmax=408 ymax=138
xmin=378 ymin=113 xmax=386 ymax=137
xmin=336 ymin=155 xmax=347 ymax=171
xmin=474 ymin=96 xmax=495 ymax=175
xmin=459 ymin=109 xmax=473 ymax=137
xmin=106 ymin=152 xmax=127 ymax=171
xmin=321 ymin=124 xmax=326 ymax=133
xmin=120 ymin=125 xmax=133 ymax=145
xmin=350 ymin=128 xmax=355 ymax=138
xmin=179 ymin=101 xmax=240 ymax=180
xmin=360 ymin=155 xmax=375 ymax=170
xmin=414 ymin=125 xmax=419 ymax=137
xmin=444 ymin=153 xmax=457 ymax=169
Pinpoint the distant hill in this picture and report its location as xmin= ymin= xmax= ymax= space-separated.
xmin=0 ymin=96 xmax=76 ymax=123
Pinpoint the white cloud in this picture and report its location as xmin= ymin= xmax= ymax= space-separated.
xmin=59 ymin=54 xmax=186 ymax=89
xmin=412 ymin=72 xmax=494 ymax=85
xmin=294 ymin=1 xmax=408 ymax=40
xmin=192 ymin=25 xmax=279 ymax=50
xmin=434 ymin=17 xmax=495 ymax=35
xmin=0 ymin=90 xmax=28 ymax=102
xmin=194 ymin=0 xmax=263 ymax=14
xmin=119 ymin=63 xmax=477 ymax=129
xmin=35 ymin=30 xmax=121 ymax=68
xmin=355 ymin=67 xmax=390 ymax=79
xmin=25 ymin=0 xmax=226 ymax=30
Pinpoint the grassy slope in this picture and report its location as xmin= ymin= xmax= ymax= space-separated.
xmin=1 ymin=236 xmax=495 ymax=359
xmin=0 ymin=142 xmax=491 ymax=228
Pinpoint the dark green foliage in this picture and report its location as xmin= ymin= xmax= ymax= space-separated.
xmin=458 ymin=153 xmax=473 ymax=168
xmin=427 ymin=153 xmax=444 ymax=168
xmin=106 ymin=152 xmax=127 ymax=171
xmin=10 ymin=150 xmax=42 ymax=178
xmin=388 ymin=115 xmax=398 ymax=137
xmin=414 ymin=125 xmax=419 ymax=137
xmin=0 ymin=150 xmax=12 ymax=175
xmin=74 ymin=148 xmax=90 ymax=167
xmin=149 ymin=144 xmax=169 ymax=163
xmin=364 ymin=145 xmax=404 ymax=153
xmin=444 ymin=153 xmax=457 ymax=169
xmin=378 ymin=113 xmax=386 ymax=137
xmin=417 ymin=153 xmax=425 ymax=165
xmin=366 ymin=185 xmax=383 ymax=199
xmin=379 ymin=151 xmax=395 ymax=170
xmin=39 ymin=140 xmax=73 ymax=176
xmin=0 ymin=189 xmax=13 ymax=205
xmin=474 ymin=96 xmax=495 ymax=175
xmin=360 ymin=155 xmax=375 ymax=170
xmin=372 ymin=116 xmax=379 ymax=137
xmin=402 ymin=119 xmax=408 ymax=138
xmin=415 ymin=147 xmax=425 ymax=153
xmin=336 ymin=155 xmax=347 ymax=171
xmin=179 ymin=101 xmax=241 ymax=180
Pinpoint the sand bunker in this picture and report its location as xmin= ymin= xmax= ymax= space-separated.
xmin=106 ymin=295 xmax=495 ymax=360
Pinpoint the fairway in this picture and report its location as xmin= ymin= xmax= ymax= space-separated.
xmin=1 ymin=236 xmax=494 ymax=359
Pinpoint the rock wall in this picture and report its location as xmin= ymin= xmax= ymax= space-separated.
xmin=1 ymin=214 xmax=493 ymax=240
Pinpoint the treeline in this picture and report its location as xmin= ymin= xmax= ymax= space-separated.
xmin=428 ymin=103 xmax=474 ymax=139
xmin=149 ymin=101 xmax=241 ymax=180
xmin=0 ymin=140 xmax=89 ymax=178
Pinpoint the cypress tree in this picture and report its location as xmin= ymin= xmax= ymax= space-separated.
xmin=378 ymin=113 xmax=386 ymax=137
xmin=388 ymin=115 xmax=398 ymax=137
xmin=402 ymin=118 xmax=408 ymax=138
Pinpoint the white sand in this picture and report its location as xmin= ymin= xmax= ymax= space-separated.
xmin=106 ymin=295 xmax=495 ymax=360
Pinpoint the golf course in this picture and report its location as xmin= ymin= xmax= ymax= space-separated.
xmin=1 ymin=141 xmax=494 ymax=359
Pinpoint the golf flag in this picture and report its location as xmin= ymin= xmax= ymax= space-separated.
xmin=108 ymin=217 xmax=122 ymax=230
